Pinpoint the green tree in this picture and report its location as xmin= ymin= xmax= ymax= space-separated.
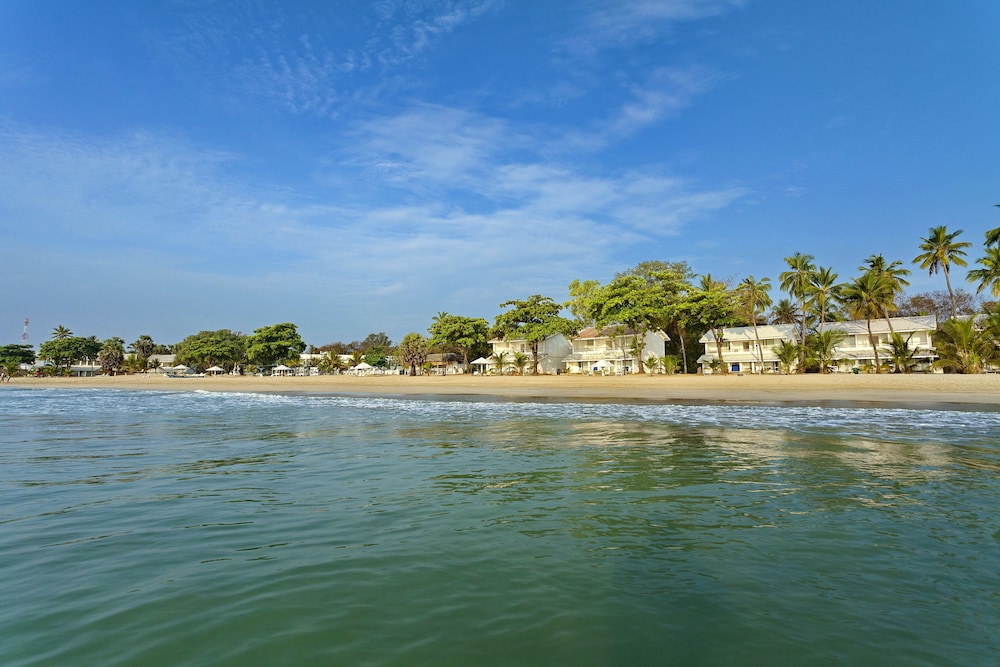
xmin=428 ymin=314 xmax=490 ymax=372
xmin=38 ymin=335 xmax=100 ymax=372
xmin=914 ymin=225 xmax=972 ymax=319
xmin=934 ymin=317 xmax=997 ymax=374
xmin=839 ymin=271 xmax=894 ymax=373
xmin=565 ymin=279 xmax=602 ymax=327
xmin=861 ymin=255 xmax=909 ymax=333
xmin=882 ymin=332 xmax=920 ymax=374
xmin=808 ymin=265 xmax=844 ymax=327
xmin=807 ymin=329 xmax=846 ymax=374
xmin=492 ymin=295 xmax=577 ymax=375
xmin=98 ymin=337 xmax=126 ymax=375
xmin=586 ymin=274 xmax=671 ymax=373
xmin=769 ymin=298 xmax=800 ymax=325
xmin=318 ymin=351 xmax=348 ymax=375
xmin=245 ymin=323 xmax=306 ymax=371
xmin=512 ymin=351 xmax=530 ymax=376
xmin=772 ymin=340 xmax=800 ymax=375
xmin=680 ymin=279 xmax=744 ymax=374
xmin=51 ymin=325 xmax=73 ymax=340
xmin=660 ymin=354 xmax=680 ymax=375
xmin=174 ymin=329 xmax=247 ymax=371
xmin=967 ymin=246 xmax=1000 ymax=299
xmin=0 ymin=344 xmax=36 ymax=367
xmin=986 ymin=204 xmax=1000 ymax=247
xmin=397 ymin=333 xmax=429 ymax=376
xmin=130 ymin=335 xmax=156 ymax=362
xmin=779 ymin=252 xmax=816 ymax=365
xmin=492 ymin=350 xmax=510 ymax=376
xmin=737 ymin=275 xmax=772 ymax=373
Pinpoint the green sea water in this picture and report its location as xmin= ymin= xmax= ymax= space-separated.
xmin=2 ymin=388 xmax=998 ymax=665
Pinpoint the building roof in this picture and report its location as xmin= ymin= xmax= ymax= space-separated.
xmin=700 ymin=316 xmax=937 ymax=343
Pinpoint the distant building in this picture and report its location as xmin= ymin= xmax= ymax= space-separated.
xmin=562 ymin=327 xmax=669 ymax=375
xmin=698 ymin=316 xmax=938 ymax=373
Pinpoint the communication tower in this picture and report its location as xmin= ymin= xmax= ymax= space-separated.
xmin=22 ymin=318 xmax=29 ymax=343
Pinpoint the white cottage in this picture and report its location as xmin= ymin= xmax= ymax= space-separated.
xmin=698 ymin=316 xmax=938 ymax=374
xmin=489 ymin=333 xmax=573 ymax=375
xmin=562 ymin=327 xmax=669 ymax=375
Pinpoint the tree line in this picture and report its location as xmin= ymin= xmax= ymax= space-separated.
xmin=5 ymin=221 xmax=1000 ymax=377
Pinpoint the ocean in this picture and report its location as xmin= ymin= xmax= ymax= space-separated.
xmin=2 ymin=388 xmax=998 ymax=665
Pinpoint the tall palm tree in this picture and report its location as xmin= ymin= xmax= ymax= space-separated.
xmin=808 ymin=266 xmax=841 ymax=328
xmin=913 ymin=226 xmax=971 ymax=319
xmin=966 ymin=246 xmax=1000 ymax=299
xmin=769 ymin=298 xmax=800 ymax=325
xmin=737 ymin=275 xmax=772 ymax=373
xmin=779 ymin=253 xmax=816 ymax=370
xmin=861 ymin=254 xmax=910 ymax=333
xmin=839 ymin=271 xmax=894 ymax=373
xmin=52 ymin=325 xmax=73 ymax=340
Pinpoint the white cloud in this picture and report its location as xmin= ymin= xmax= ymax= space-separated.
xmin=574 ymin=0 xmax=745 ymax=47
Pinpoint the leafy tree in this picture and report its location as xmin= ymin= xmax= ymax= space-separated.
xmin=397 ymin=333 xmax=429 ymax=376
xmin=174 ymin=329 xmax=247 ymax=371
xmin=967 ymin=246 xmax=1000 ymax=299
xmin=586 ymin=275 xmax=669 ymax=373
xmin=839 ymin=271 xmax=894 ymax=372
xmin=492 ymin=295 xmax=577 ymax=375
xmin=617 ymin=261 xmax=696 ymax=372
xmin=896 ymin=289 xmax=977 ymax=322
xmin=737 ymin=275 xmax=771 ymax=373
xmin=98 ymin=337 xmax=126 ymax=375
xmin=245 ymin=323 xmax=306 ymax=370
xmin=363 ymin=347 xmax=390 ymax=369
xmin=986 ymin=204 xmax=1000 ymax=247
xmin=680 ymin=279 xmax=744 ymax=374
xmin=565 ymin=279 xmax=602 ymax=327
xmin=660 ymin=354 xmax=680 ymax=375
xmin=428 ymin=314 xmax=491 ymax=371
xmin=914 ymin=225 xmax=971 ymax=319
xmin=779 ymin=252 xmax=816 ymax=365
xmin=359 ymin=332 xmax=393 ymax=352
xmin=0 ymin=344 xmax=36 ymax=366
xmin=38 ymin=335 xmax=101 ymax=372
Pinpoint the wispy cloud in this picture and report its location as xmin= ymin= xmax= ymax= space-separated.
xmin=572 ymin=0 xmax=746 ymax=48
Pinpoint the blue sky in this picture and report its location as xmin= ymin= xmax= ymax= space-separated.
xmin=3 ymin=1 xmax=999 ymax=348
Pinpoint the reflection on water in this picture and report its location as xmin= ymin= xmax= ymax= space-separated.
xmin=1 ymin=389 xmax=999 ymax=666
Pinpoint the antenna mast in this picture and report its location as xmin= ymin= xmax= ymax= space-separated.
xmin=22 ymin=318 xmax=29 ymax=343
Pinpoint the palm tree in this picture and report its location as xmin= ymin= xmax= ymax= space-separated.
xmin=772 ymin=340 xmax=800 ymax=375
xmin=769 ymin=298 xmax=800 ymax=325
xmin=52 ymin=325 xmax=73 ymax=340
xmin=966 ymin=246 xmax=1000 ymax=299
xmin=914 ymin=226 xmax=971 ymax=319
xmin=512 ymin=352 xmax=530 ymax=376
xmin=660 ymin=355 xmax=680 ymax=375
xmin=882 ymin=332 xmax=919 ymax=374
xmin=934 ymin=317 xmax=996 ymax=374
xmin=737 ymin=275 xmax=772 ymax=374
xmin=492 ymin=350 xmax=509 ymax=376
xmin=808 ymin=266 xmax=842 ymax=328
xmin=808 ymin=328 xmax=846 ymax=374
xmin=643 ymin=355 xmax=661 ymax=374
xmin=779 ymin=253 xmax=816 ymax=368
xmin=839 ymin=271 xmax=895 ymax=373
xmin=987 ymin=204 xmax=1000 ymax=247
xmin=861 ymin=255 xmax=910 ymax=333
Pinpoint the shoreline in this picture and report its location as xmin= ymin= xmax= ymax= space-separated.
xmin=7 ymin=373 xmax=1000 ymax=411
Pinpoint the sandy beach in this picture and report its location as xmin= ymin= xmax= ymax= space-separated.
xmin=7 ymin=372 xmax=1000 ymax=409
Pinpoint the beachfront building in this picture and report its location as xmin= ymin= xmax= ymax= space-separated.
xmin=489 ymin=333 xmax=573 ymax=375
xmin=427 ymin=352 xmax=465 ymax=375
xmin=563 ymin=327 xmax=670 ymax=375
xmin=698 ymin=315 xmax=938 ymax=374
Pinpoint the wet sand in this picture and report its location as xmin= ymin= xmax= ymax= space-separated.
xmin=8 ymin=372 xmax=1000 ymax=409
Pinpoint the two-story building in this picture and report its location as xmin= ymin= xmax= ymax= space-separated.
xmin=562 ymin=327 xmax=670 ymax=375
xmin=698 ymin=316 xmax=938 ymax=373
xmin=488 ymin=333 xmax=573 ymax=375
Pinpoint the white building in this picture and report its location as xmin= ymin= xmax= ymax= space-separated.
xmin=562 ymin=327 xmax=670 ymax=375
xmin=489 ymin=333 xmax=573 ymax=375
xmin=698 ymin=316 xmax=938 ymax=373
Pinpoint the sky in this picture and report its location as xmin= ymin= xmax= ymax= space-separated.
xmin=3 ymin=0 xmax=999 ymax=348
